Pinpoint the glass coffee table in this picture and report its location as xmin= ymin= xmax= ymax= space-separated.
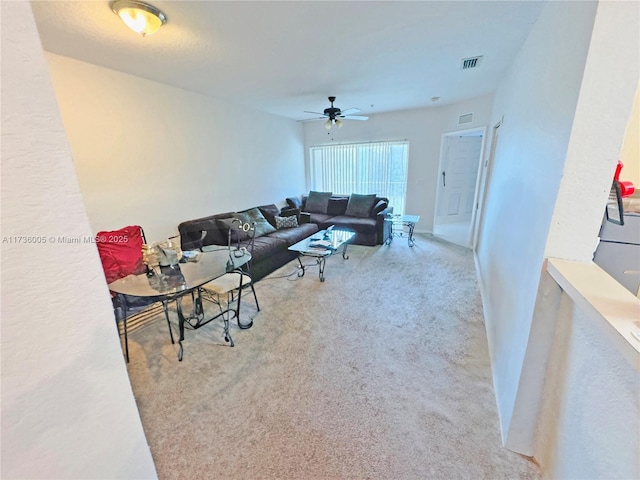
xmin=288 ymin=228 xmax=355 ymax=282
xmin=385 ymin=214 xmax=420 ymax=247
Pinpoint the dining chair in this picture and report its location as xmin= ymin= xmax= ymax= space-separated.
xmin=200 ymin=218 xmax=260 ymax=331
xmin=96 ymin=225 xmax=175 ymax=362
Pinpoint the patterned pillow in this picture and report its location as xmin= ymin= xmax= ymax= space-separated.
xmin=275 ymin=215 xmax=299 ymax=229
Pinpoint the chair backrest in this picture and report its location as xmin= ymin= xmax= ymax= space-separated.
xmin=96 ymin=225 xmax=147 ymax=284
xmin=230 ymin=219 xmax=256 ymax=254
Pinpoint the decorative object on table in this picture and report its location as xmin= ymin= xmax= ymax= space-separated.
xmin=155 ymin=235 xmax=182 ymax=266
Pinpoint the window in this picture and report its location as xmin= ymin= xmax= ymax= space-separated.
xmin=310 ymin=141 xmax=409 ymax=214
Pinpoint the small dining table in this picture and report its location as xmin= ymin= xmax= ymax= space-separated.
xmin=108 ymin=247 xmax=253 ymax=361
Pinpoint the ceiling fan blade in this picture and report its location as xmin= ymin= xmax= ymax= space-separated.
xmin=304 ymin=110 xmax=327 ymax=116
xmin=297 ymin=116 xmax=328 ymax=123
xmin=344 ymin=115 xmax=368 ymax=121
xmin=339 ymin=108 xmax=360 ymax=116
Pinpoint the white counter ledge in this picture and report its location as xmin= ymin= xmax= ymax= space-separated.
xmin=546 ymin=257 xmax=640 ymax=370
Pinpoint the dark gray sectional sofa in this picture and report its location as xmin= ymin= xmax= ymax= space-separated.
xmin=284 ymin=192 xmax=392 ymax=246
xmin=177 ymin=193 xmax=392 ymax=281
xmin=177 ymin=204 xmax=319 ymax=281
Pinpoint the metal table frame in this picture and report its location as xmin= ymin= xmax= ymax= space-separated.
xmin=385 ymin=214 xmax=420 ymax=247
xmin=109 ymin=249 xmax=253 ymax=361
xmin=288 ymin=228 xmax=355 ymax=282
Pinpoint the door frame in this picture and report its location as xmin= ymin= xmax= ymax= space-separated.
xmin=433 ymin=126 xmax=487 ymax=247
xmin=471 ymin=119 xmax=501 ymax=252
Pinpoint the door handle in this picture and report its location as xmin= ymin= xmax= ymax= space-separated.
xmin=442 ymin=171 xmax=446 ymax=187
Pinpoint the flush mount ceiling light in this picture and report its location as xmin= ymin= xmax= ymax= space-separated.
xmin=111 ymin=0 xmax=166 ymax=37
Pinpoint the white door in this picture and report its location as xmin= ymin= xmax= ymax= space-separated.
xmin=433 ymin=130 xmax=484 ymax=247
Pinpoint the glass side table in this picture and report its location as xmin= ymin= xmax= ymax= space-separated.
xmin=385 ymin=214 xmax=420 ymax=247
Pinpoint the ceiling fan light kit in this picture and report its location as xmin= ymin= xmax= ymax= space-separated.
xmin=111 ymin=0 xmax=166 ymax=37
xmin=325 ymin=118 xmax=343 ymax=129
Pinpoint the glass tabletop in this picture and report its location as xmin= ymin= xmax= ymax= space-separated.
xmin=108 ymin=248 xmax=251 ymax=297
xmin=288 ymin=228 xmax=355 ymax=256
xmin=386 ymin=214 xmax=420 ymax=224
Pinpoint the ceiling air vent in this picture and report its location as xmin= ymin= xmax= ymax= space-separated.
xmin=458 ymin=113 xmax=474 ymax=125
xmin=461 ymin=56 xmax=483 ymax=70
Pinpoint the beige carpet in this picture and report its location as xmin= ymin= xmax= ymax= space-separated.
xmin=124 ymin=234 xmax=543 ymax=480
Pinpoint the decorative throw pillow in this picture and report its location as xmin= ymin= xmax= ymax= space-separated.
xmin=238 ymin=207 xmax=276 ymax=237
xmin=305 ymin=190 xmax=332 ymax=214
xmin=372 ymin=198 xmax=388 ymax=215
xmin=345 ymin=193 xmax=377 ymax=218
xmin=275 ymin=215 xmax=299 ymax=229
xmin=258 ymin=204 xmax=280 ymax=228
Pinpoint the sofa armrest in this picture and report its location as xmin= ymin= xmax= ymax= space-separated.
xmin=376 ymin=206 xmax=394 ymax=244
xmin=299 ymin=212 xmax=311 ymax=224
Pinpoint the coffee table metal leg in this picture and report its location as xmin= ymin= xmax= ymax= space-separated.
xmin=407 ymin=222 xmax=416 ymax=247
xmin=342 ymin=243 xmax=350 ymax=260
xmin=318 ymin=256 xmax=326 ymax=282
xmin=297 ymin=256 xmax=306 ymax=277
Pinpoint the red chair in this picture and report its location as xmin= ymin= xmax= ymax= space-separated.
xmin=96 ymin=225 xmax=174 ymax=361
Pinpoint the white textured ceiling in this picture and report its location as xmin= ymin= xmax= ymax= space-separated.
xmin=31 ymin=1 xmax=547 ymax=120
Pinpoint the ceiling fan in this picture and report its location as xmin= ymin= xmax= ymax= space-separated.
xmin=303 ymin=96 xmax=369 ymax=129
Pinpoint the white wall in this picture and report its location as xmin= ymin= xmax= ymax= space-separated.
xmin=1 ymin=2 xmax=157 ymax=478
xmin=546 ymin=1 xmax=640 ymax=260
xmin=476 ymin=1 xmax=640 ymax=477
xmin=619 ymin=84 xmax=639 ymax=186
xmin=44 ymin=53 xmax=307 ymax=243
xmin=303 ymin=94 xmax=494 ymax=232
xmin=475 ymin=0 xmax=598 ymax=441
xmin=533 ymin=272 xmax=640 ymax=480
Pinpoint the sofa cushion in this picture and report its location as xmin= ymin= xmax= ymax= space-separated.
xmin=178 ymin=213 xmax=233 ymax=248
xmin=279 ymin=207 xmax=300 ymax=218
xmin=237 ymin=207 xmax=276 ymax=237
xmin=275 ymin=215 xmax=299 ymax=229
xmin=268 ymin=223 xmax=319 ymax=245
xmin=372 ymin=198 xmax=388 ymax=215
xmin=345 ymin=194 xmax=377 ymax=218
xmin=327 ymin=196 xmax=349 ymax=216
xmin=250 ymin=236 xmax=288 ymax=259
xmin=307 ymin=212 xmax=335 ymax=229
xmin=258 ymin=204 xmax=280 ymax=228
xmin=286 ymin=196 xmax=303 ymax=210
xmin=305 ymin=190 xmax=332 ymax=214
xmin=331 ymin=215 xmax=377 ymax=234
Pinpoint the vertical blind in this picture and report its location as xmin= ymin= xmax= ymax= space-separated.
xmin=310 ymin=141 xmax=409 ymax=215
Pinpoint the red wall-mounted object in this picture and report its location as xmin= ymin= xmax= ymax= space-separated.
xmin=614 ymin=160 xmax=635 ymax=197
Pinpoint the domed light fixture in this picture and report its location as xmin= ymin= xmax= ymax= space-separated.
xmin=111 ymin=0 xmax=166 ymax=37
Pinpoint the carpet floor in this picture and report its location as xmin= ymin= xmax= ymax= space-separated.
xmin=124 ymin=234 xmax=544 ymax=480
